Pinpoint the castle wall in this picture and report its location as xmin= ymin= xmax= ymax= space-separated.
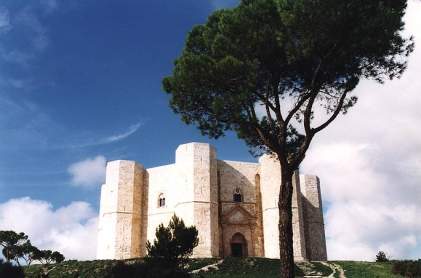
xmin=143 ymin=143 xmax=220 ymax=258
xmin=259 ymin=155 xmax=307 ymax=260
xmin=217 ymin=160 xmax=264 ymax=257
xmin=96 ymin=143 xmax=327 ymax=261
xmin=146 ymin=164 xmax=180 ymax=244
xmin=97 ymin=160 xmax=144 ymax=259
xmin=175 ymin=143 xmax=219 ymax=257
xmin=300 ymin=175 xmax=328 ymax=261
xmin=292 ymin=172 xmax=307 ymax=261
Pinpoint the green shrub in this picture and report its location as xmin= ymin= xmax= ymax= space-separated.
xmin=392 ymin=260 xmax=421 ymax=277
xmin=146 ymin=214 xmax=198 ymax=274
xmin=376 ymin=251 xmax=389 ymax=262
xmin=108 ymin=260 xmax=189 ymax=278
xmin=109 ymin=261 xmax=146 ymax=278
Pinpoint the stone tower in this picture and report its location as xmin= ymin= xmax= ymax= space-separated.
xmin=259 ymin=155 xmax=307 ymax=260
xmin=300 ymin=175 xmax=328 ymax=261
xmin=96 ymin=160 xmax=145 ymax=259
xmin=174 ymin=143 xmax=219 ymax=257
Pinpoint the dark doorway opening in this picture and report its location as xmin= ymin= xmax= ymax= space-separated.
xmin=231 ymin=243 xmax=243 ymax=257
xmin=230 ymin=233 xmax=247 ymax=257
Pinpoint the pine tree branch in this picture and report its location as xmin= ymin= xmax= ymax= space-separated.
xmin=313 ymin=90 xmax=348 ymax=133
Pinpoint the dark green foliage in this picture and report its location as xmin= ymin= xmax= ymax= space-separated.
xmin=109 ymin=260 xmax=190 ymax=278
xmin=146 ymin=214 xmax=199 ymax=269
xmin=24 ymin=259 xmax=190 ymax=278
xmin=34 ymin=250 xmax=64 ymax=264
xmin=24 ymin=260 xmax=118 ymax=278
xmin=392 ymin=260 xmax=421 ymax=277
xmin=0 ymin=230 xmax=31 ymax=265
xmin=163 ymin=0 xmax=413 ymax=162
xmin=19 ymin=241 xmax=40 ymax=265
xmin=0 ymin=230 xmax=65 ymax=267
xmin=34 ymin=249 xmax=66 ymax=265
xmin=376 ymin=251 xmax=390 ymax=262
xmin=109 ymin=261 xmax=147 ymax=278
xmin=0 ymin=259 xmax=25 ymax=278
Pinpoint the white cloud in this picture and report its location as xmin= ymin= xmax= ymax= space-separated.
xmin=0 ymin=197 xmax=97 ymax=260
xmin=302 ymin=0 xmax=421 ymax=261
xmin=68 ymin=156 xmax=106 ymax=188
xmin=69 ymin=121 xmax=143 ymax=148
xmin=102 ymin=122 xmax=143 ymax=144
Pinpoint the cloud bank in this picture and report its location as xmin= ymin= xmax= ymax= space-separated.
xmin=68 ymin=156 xmax=107 ymax=188
xmin=302 ymin=1 xmax=421 ymax=260
xmin=0 ymin=197 xmax=97 ymax=260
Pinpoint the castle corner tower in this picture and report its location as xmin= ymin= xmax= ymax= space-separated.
xmin=97 ymin=160 xmax=145 ymax=259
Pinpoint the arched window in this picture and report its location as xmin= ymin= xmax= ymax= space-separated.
xmin=233 ymin=187 xmax=242 ymax=203
xmin=158 ymin=193 xmax=165 ymax=208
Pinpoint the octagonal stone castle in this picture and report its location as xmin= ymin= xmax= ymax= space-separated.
xmin=96 ymin=142 xmax=327 ymax=261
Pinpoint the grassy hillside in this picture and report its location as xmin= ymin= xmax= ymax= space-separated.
xmin=24 ymin=260 xmax=118 ymax=278
xmin=191 ymin=257 xmax=332 ymax=277
xmin=335 ymin=261 xmax=404 ymax=278
xmin=23 ymin=258 xmax=407 ymax=278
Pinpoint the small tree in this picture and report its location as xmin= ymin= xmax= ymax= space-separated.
xmin=17 ymin=241 xmax=40 ymax=266
xmin=34 ymin=249 xmax=65 ymax=265
xmin=0 ymin=231 xmax=30 ymax=265
xmin=0 ymin=230 xmax=65 ymax=266
xmin=163 ymin=0 xmax=413 ymax=276
xmin=376 ymin=251 xmax=389 ymax=262
xmin=146 ymin=214 xmax=199 ymax=270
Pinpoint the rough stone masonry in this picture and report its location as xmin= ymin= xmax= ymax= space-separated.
xmin=96 ymin=142 xmax=327 ymax=261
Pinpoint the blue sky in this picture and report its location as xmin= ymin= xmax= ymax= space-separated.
xmin=1 ymin=0 xmax=421 ymax=261
xmin=0 ymin=0 xmax=249 ymax=209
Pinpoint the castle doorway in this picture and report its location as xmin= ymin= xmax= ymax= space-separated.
xmin=230 ymin=233 xmax=248 ymax=257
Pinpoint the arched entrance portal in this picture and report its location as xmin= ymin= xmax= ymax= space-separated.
xmin=230 ymin=233 xmax=248 ymax=257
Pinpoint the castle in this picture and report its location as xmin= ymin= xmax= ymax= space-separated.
xmin=96 ymin=142 xmax=327 ymax=261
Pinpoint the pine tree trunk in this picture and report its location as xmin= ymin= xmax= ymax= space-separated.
xmin=278 ymin=165 xmax=294 ymax=278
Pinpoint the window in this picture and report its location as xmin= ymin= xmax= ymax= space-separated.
xmin=233 ymin=187 xmax=242 ymax=203
xmin=158 ymin=193 xmax=165 ymax=208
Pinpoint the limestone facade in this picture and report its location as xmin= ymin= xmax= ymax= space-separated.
xmin=97 ymin=142 xmax=327 ymax=261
